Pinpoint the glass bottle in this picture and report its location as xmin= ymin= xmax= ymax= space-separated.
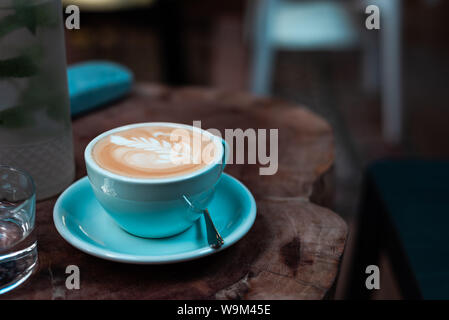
xmin=0 ymin=0 xmax=75 ymax=200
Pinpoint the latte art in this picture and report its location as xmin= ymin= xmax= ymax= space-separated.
xmin=109 ymin=135 xmax=194 ymax=165
xmin=92 ymin=125 xmax=220 ymax=179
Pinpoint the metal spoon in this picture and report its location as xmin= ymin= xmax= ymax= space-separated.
xmin=182 ymin=195 xmax=224 ymax=249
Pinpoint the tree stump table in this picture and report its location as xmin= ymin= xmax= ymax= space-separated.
xmin=3 ymin=84 xmax=347 ymax=300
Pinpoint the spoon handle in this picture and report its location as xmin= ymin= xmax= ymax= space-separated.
xmin=203 ymin=209 xmax=224 ymax=249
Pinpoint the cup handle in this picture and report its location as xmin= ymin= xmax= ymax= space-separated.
xmin=182 ymin=139 xmax=228 ymax=248
xmin=215 ymin=138 xmax=229 ymax=186
xmin=183 ymin=138 xmax=228 ymax=212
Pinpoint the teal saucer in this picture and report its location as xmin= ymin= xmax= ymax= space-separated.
xmin=53 ymin=174 xmax=256 ymax=264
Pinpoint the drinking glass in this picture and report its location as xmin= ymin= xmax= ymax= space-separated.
xmin=0 ymin=165 xmax=38 ymax=294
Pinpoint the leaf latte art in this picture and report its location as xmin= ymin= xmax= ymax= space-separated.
xmin=92 ymin=125 xmax=220 ymax=179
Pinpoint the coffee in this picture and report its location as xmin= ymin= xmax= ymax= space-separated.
xmin=92 ymin=124 xmax=220 ymax=179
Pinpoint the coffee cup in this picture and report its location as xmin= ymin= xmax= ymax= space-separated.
xmin=84 ymin=122 xmax=227 ymax=238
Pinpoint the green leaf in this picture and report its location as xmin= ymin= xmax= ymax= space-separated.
xmin=0 ymin=14 xmax=22 ymax=38
xmin=0 ymin=105 xmax=35 ymax=128
xmin=0 ymin=1 xmax=63 ymax=128
xmin=13 ymin=0 xmax=58 ymax=34
xmin=0 ymin=55 xmax=38 ymax=78
xmin=0 ymin=44 xmax=43 ymax=78
xmin=0 ymin=1 xmax=59 ymax=38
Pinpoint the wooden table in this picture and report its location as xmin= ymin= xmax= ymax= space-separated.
xmin=3 ymin=84 xmax=347 ymax=300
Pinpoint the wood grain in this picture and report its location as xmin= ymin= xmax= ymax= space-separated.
xmin=2 ymin=84 xmax=347 ymax=300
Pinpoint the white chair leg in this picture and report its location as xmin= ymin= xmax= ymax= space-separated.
xmin=362 ymin=34 xmax=379 ymax=94
xmin=250 ymin=0 xmax=278 ymax=96
xmin=251 ymin=42 xmax=275 ymax=95
xmin=379 ymin=0 xmax=402 ymax=144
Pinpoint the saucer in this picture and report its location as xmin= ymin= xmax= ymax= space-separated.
xmin=53 ymin=174 xmax=256 ymax=264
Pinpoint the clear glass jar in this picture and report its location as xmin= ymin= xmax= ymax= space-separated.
xmin=0 ymin=0 xmax=75 ymax=200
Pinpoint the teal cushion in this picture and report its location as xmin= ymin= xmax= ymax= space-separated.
xmin=369 ymin=160 xmax=449 ymax=299
xmin=68 ymin=61 xmax=133 ymax=116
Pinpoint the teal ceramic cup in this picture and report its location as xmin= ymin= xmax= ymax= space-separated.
xmin=85 ymin=123 xmax=227 ymax=238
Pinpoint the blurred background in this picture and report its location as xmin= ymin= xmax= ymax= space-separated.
xmin=62 ymin=0 xmax=449 ymax=299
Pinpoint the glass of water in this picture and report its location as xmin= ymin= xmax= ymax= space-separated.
xmin=0 ymin=165 xmax=38 ymax=294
